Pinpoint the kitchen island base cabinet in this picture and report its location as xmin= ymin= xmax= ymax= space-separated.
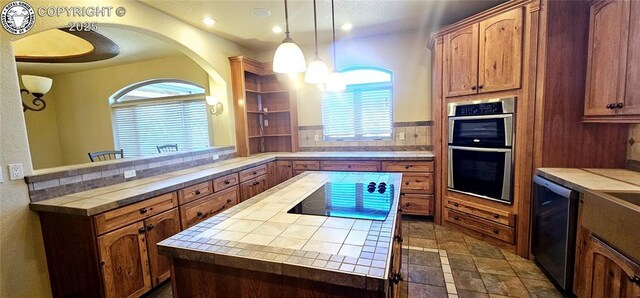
xmin=170 ymin=259 xmax=385 ymax=298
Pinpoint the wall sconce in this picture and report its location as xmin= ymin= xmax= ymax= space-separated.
xmin=206 ymin=96 xmax=224 ymax=116
xmin=21 ymin=75 xmax=52 ymax=112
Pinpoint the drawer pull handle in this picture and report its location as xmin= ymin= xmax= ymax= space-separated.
xmin=195 ymin=190 xmax=201 ymax=195
xmin=453 ymin=203 xmax=459 ymax=207
xmin=493 ymin=214 xmax=500 ymax=219
xmin=416 ymin=180 xmax=423 ymax=182
xmin=347 ymin=165 xmax=352 ymax=168
xmin=227 ymin=198 xmax=232 ymax=203
xmin=224 ymin=180 xmax=231 ymax=185
xmin=405 ymin=182 xmax=409 ymax=185
xmin=453 ymin=216 xmax=459 ymax=220
xmin=400 ymin=192 xmax=406 ymax=196
xmin=405 ymin=202 xmax=411 ymax=207
xmin=138 ymin=227 xmax=146 ymax=234
xmin=389 ymin=273 xmax=403 ymax=284
xmin=471 ymin=86 xmax=477 ymax=90
xmin=303 ymin=165 xmax=308 ymax=168
xmin=146 ymin=224 xmax=154 ymax=231
xmin=197 ymin=211 xmax=203 ymax=217
xmin=253 ymin=171 xmax=257 ymax=175
xmin=629 ymin=275 xmax=640 ymax=284
xmin=398 ymin=208 xmax=404 ymax=213
xmin=405 ymin=165 xmax=410 ymax=169
xmin=139 ymin=208 xmax=148 ymax=214
xmin=492 ymin=229 xmax=499 ymax=234
xmin=394 ymin=235 xmax=404 ymax=243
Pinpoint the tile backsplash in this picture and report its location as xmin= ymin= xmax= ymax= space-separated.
xmin=25 ymin=146 xmax=236 ymax=202
xmin=298 ymin=121 xmax=432 ymax=151
xmin=628 ymin=124 xmax=640 ymax=171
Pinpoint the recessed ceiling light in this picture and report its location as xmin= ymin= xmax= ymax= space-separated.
xmin=272 ymin=26 xmax=283 ymax=33
xmin=202 ymin=17 xmax=216 ymax=26
xmin=251 ymin=8 xmax=271 ymax=17
xmin=340 ymin=23 xmax=353 ymax=31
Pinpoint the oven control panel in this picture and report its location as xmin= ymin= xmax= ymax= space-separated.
xmin=455 ymin=102 xmax=504 ymax=116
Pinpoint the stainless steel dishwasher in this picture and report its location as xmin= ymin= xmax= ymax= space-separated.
xmin=531 ymin=175 xmax=579 ymax=293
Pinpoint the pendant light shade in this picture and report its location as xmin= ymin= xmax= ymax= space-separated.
xmin=273 ymin=0 xmax=306 ymax=74
xmin=325 ymin=0 xmax=346 ymax=92
xmin=304 ymin=0 xmax=329 ymax=84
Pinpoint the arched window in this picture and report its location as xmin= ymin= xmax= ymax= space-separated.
xmin=322 ymin=67 xmax=393 ymax=141
xmin=110 ymin=79 xmax=210 ymax=157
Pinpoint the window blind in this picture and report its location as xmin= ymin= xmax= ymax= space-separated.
xmin=322 ymin=83 xmax=393 ymax=141
xmin=112 ymin=99 xmax=210 ymax=157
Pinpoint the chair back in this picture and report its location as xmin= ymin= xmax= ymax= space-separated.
xmin=88 ymin=149 xmax=124 ymax=162
xmin=157 ymin=144 xmax=178 ymax=153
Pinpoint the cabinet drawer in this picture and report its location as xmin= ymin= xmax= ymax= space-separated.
xmin=94 ymin=192 xmax=178 ymax=235
xmin=320 ymin=161 xmax=381 ymax=171
xmin=239 ymin=164 xmax=268 ymax=182
xmin=444 ymin=197 xmax=515 ymax=226
xmin=382 ymin=161 xmax=434 ymax=172
xmin=180 ymin=186 xmax=239 ymax=229
xmin=177 ymin=181 xmax=213 ymax=205
xmin=292 ymin=160 xmax=320 ymax=171
xmin=444 ymin=208 xmax=514 ymax=243
xmin=400 ymin=194 xmax=434 ymax=216
xmin=213 ymin=173 xmax=239 ymax=192
xmin=401 ymin=173 xmax=434 ymax=194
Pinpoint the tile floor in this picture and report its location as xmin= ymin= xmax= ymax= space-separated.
xmin=144 ymin=217 xmax=562 ymax=298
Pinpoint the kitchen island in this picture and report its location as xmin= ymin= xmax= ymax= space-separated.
xmin=158 ymin=171 xmax=404 ymax=297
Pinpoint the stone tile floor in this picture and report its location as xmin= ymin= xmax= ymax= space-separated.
xmin=144 ymin=217 xmax=563 ymax=298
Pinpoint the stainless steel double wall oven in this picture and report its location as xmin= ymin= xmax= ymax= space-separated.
xmin=447 ymin=97 xmax=516 ymax=204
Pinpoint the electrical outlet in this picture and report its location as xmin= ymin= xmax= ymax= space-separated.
xmin=212 ymin=154 xmax=219 ymax=160
xmin=399 ymin=132 xmax=405 ymax=140
xmin=264 ymin=119 xmax=269 ymax=126
xmin=124 ymin=170 xmax=136 ymax=179
xmin=0 ymin=168 xmax=4 ymax=183
xmin=314 ymin=134 xmax=319 ymax=142
xmin=8 ymin=163 xmax=24 ymax=181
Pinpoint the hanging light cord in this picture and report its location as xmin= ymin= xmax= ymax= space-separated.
xmin=313 ymin=0 xmax=319 ymax=56
xmin=284 ymin=0 xmax=291 ymax=38
xmin=331 ymin=0 xmax=337 ymax=69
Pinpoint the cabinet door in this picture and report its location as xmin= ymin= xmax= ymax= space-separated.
xmin=97 ymin=222 xmax=151 ymax=298
xmin=444 ymin=24 xmax=479 ymax=97
xmin=240 ymin=178 xmax=258 ymax=202
xmin=585 ymin=0 xmax=630 ymax=116
xmin=275 ymin=161 xmax=293 ymax=185
xmin=255 ymin=175 xmax=268 ymax=195
xmin=478 ymin=8 xmax=523 ymax=94
xmin=622 ymin=0 xmax=640 ymax=115
xmin=584 ymin=236 xmax=640 ymax=298
xmin=267 ymin=161 xmax=278 ymax=189
xmin=144 ymin=208 xmax=180 ymax=287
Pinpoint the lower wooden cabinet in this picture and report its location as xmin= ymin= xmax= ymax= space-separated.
xmin=400 ymin=193 xmax=434 ymax=215
xmin=145 ymin=209 xmax=180 ymax=286
xmin=267 ymin=161 xmax=293 ymax=188
xmin=240 ymin=174 xmax=268 ymax=201
xmin=576 ymin=233 xmax=640 ymax=297
xmin=443 ymin=208 xmax=515 ymax=243
xmin=388 ymin=210 xmax=403 ymax=298
xmin=180 ymin=186 xmax=239 ymax=229
xmin=97 ymin=221 xmax=152 ymax=298
xmin=97 ymin=208 xmax=181 ymax=298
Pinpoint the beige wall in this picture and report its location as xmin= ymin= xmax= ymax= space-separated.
xmin=27 ymin=55 xmax=211 ymax=167
xmin=259 ymin=30 xmax=432 ymax=126
xmin=629 ymin=124 xmax=640 ymax=161
xmin=1 ymin=0 xmax=256 ymax=296
xmin=21 ymin=86 xmax=64 ymax=169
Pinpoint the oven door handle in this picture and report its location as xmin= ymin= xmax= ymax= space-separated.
xmin=448 ymin=146 xmax=512 ymax=152
xmin=448 ymin=114 xmax=512 ymax=120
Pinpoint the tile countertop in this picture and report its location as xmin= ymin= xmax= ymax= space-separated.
xmin=29 ymin=151 xmax=432 ymax=216
xmin=158 ymin=171 xmax=402 ymax=291
xmin=536 ymin=168 xmax=640 ymax=192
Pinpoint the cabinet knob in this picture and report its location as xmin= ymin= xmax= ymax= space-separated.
xmin=616 ymin=102 xmax=624 ymax=109
xmin=139 ymin=208 xmax=148 ymax=214
xmin=224 ymin=180 xmax=230 ymax=185
xmin=453 ymin=202 xmax=459 ymax=207
xmin=606 ymin=103 xmax=614 ymax=109
xmin=405 ymin=202 xmax=411 ymax=207
xmin=303 ymin=165 xmax=308 ymax=168
xmin=493 ymin=214 xmax=500 ymax=219
xmin=147 ymin=224 xmax=154 ymax=231
xmin=197 ymin=211 xmax=203 ymax=217
xmin=405 ymin=182 xmax=409 ymax=185
xmin=478 ymin=85 xmax=484 ymax=89
xmin=629 ymin=275 xmax=640 ymax=284
xmin=453 ymin=216 xmax=459 ymax=220
xmin=471 ymin=86 xmax=477 ymax=90
xmin=493 ymin=229 xmax=499 ymax=234
xmin=405 ymin=165 xmax=410 ymax=169
xmin=227 ymin=198 xmax=232 ymax=203
xmin=394 ymin=235 xmax=404 ymax=243
xmin=195 ymin=190 xmax=201 ymax=195
xmin=398 ymin=208 xmax=404 ymax=213
xmin=347 ymin=165 xmax=352 ymax=168
xmin=389 ymin=273 xmax=403 ymax=284
xmin=138 ymin=227 xmax=146 ymax=234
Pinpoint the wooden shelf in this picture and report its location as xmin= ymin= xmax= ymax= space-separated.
xmin=248 ymin=135 xmax=263 ymax=139
xmin=247 ymin=110 xmax=291 ymax=114
xmin=263 ymin=134 xmax=291 ymax=137
xmin=245 ymin=89 xmax=289 ymax=94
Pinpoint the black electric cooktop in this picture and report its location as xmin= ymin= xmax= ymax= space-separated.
xmin=287 ymin=182 xmax=395 ymax=221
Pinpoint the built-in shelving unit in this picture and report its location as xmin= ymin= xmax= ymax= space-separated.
xmin=229 ymin=56 xmax=299 ymax=157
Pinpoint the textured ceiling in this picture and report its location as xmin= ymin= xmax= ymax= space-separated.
xmin=141 ymin=0 xmax=507 ymax=50
xmin=16 ymin=26 xmax=181 ymax=76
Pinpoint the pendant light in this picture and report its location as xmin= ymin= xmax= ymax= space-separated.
xmin=272 ymin=0 xmax=306 ymax=74
xmin=304 ymin=0 xmax=329 ymax=84
xmin=325 ymin=0 xmax=346 ymax=92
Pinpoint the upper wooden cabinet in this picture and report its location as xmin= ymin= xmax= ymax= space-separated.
xmin=444 ymin=8 xmax=523 ymax=97
xmin=584 ymin=0 xmax=640 ymax=121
